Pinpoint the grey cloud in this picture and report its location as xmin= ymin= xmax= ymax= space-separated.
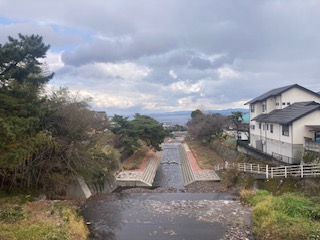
xmin=2 ymin=0 xmax=320 ymax=113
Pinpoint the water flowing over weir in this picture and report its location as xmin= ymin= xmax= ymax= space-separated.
xmin=153 ymin=142 xmax=185 ymax=190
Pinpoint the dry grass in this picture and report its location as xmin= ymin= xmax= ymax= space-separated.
xmin=187 ymin=140 xmax=224 ymax=169
xmin=0 ymin=198 xmax=89 ymax=240
xmin=122 ymin=146 xmax=158 ymax=170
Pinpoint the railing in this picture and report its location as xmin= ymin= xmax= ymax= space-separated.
xmin=215 ymin=161 xmax=320 ymax=179
xmin=305 ymin=139 xmax=320 ymax=152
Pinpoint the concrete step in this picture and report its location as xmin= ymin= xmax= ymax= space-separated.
xmin=178 ymin=145 xmax=196 ymax=186
xmin=140 ymin=153 xmax=161 ymax=186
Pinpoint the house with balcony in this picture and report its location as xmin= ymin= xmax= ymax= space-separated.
xmin=246 ymin=84 xmax=320 ymax=164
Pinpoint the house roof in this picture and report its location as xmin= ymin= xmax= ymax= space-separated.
xmin=252 ymin=101 xmax=320 ymax=125
xmin=245 ymin=84 xmax=320 ymax=105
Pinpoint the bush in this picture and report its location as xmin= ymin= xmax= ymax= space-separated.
xmin=242 ymin=190 xmax=320 ymax=240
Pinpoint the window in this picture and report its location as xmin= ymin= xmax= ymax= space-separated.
xmin=263 ymin=124 xmax=265 ymax=130
xmin=250 ymin=105 xmax=255 ymax=113
xmin=259 ymin=123 xmax=261 ymax=129
xmin=250 ymin=124 xmax=255 ymax=130
xmin=262 ymin=103 xmax=267 ymax=112
xmin=270 ymin=124 xmax=273 ymax=133
xmin=282 ymin=102 xmax=286 ymax=106
xmin=282 ymin=125 xmax=289 ymax=136
xmin=276 ymin=103 xmax=279 ymax=106
xmin=287 ymin=102 xmax=290 ymax=105
xmin=267 ymin=124 xmax=269 ymax=131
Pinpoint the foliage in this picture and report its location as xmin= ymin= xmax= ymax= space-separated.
xmin=39 ymin=88 xmax=119 ymax=195
xmin=187 ymin=111 xmax=226 ymax=143
xmin=112 ymin=113 xmax=166 ymax=159
xmin=0 ymin=198 xmax=88 ymax=240
xmin=0 ymin=34 xmax=53 ymax=168
xmin=240 ymin=190 xmax=320 ymax=240
xmin=0 ymin=34 xmax=121 ymax=196
xmin=303 ymin=151 xmax=320 ymax=164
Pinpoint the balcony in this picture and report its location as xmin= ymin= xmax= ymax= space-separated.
xmin=305 ymin=139 xmax=320 ymax=152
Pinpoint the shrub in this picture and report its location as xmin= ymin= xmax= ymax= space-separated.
xmin=243 ymin=190 xmax=320 ymax=240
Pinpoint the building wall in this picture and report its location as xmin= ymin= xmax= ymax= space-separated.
xmin=292 ymin=110 xmax=320 ymax=144
xmin=281 ymin=88 xmax=320 ymax=104
xmin=249 ymin=132 xmax=302 ymax=163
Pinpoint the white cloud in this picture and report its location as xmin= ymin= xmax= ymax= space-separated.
xmin=169 ymin=80 xmax=203 ymax=94
xmin=169 ymin=70 xmax=177 ymax=79
xmin=95 ymin=62 xmax=151 ymax=81
xmin=217 ymin=66 xmax=241 ymax=79
xmin=44 ymin=51 xmax=64 ymax=71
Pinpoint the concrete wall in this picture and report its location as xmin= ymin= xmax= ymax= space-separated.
xmin=66 ymin=176 xmax=92 ymax=200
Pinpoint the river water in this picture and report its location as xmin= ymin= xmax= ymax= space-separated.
xmin=81 ymin=142 xmax=252 ymax=240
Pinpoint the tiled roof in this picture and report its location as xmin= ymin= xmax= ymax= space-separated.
xmin=245 ymin=84 xmax=320 ymax=105
xmin=252 ymin=101 xmax=320 ymax=125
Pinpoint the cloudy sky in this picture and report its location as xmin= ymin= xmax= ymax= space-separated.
xmin=1 ymin=1 xmax=320 ymax=115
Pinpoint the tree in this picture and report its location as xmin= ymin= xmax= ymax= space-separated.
xmin=112 ymin=114 xmax=166 ymax=159
xmin=187 ymin=112 xmax=226 ymax=143
xmin=191 ymin=109 xmax=203 ymax=118
xmin=230 ymin=111 xmax=243 ymax=139
xmin=40 ymin=88 xmax=119 ymax=194
xmin=0 ymin=34 xmax=53 ymax=169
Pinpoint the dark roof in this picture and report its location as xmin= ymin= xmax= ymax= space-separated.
xmin=245 ymin=84 xmax=320 ymax=105
xmin=252 ymin=101 xmax=320 ymax=125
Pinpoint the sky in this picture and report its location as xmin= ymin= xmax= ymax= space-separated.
xmin=1 ymin=0 xmax=320 ymax=115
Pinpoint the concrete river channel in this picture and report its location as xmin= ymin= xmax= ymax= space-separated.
xmin=81 ymin=142 xmax=252 ymax=240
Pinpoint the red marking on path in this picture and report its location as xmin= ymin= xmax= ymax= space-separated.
xmin=127 ymin=159 xmax=150 ymax=172
xmin=186 ymin=151 xmax=202 ymax=172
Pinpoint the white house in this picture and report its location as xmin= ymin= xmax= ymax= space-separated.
xmin=246 ymin=84 xmax=320 ymax=164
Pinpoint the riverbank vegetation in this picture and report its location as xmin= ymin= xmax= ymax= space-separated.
xmin=241 ymin=190 xmax=320 ymax=240
xmin=0 ymin=34 xmax=166 ymax=198
xmin=0 ymin=195 xmax=88 ymax=240
xmin=186 ymin=109 xmax=320 ymax=239
xmin=0 ymin=33 xmax=167 ymax=239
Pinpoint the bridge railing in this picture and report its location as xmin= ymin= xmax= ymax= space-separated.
xmin=215 ymin=161 xmax=320 ymax=179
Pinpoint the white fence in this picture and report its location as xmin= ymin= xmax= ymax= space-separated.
xmin=215 ymin=161 xmax=320 ymax=179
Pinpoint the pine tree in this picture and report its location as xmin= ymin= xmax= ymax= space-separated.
xmin=0 ymin=34 xmax=53 ymax=170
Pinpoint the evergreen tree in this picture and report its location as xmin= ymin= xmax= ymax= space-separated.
xmin=112 ymin=114 xmax=166 ymax=159
xmin=0 ymin=34 xmax=53 ymax=170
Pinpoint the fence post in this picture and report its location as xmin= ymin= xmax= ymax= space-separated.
xmin=258 ymin=164 xmax=260 ymax=174
xmin=285 ymin=166 xmax=287 ymax=178
xmin=301 ymin=165 xmax=304 ymax=178
xmin=225 ymin=161 xmax=228 ymax=169
xmin=244 ymin=163 xmax=246 ymax=172
xmin=250 ymin=164 xmax=253 ymax=173
xmin=271 ymin=168 xmax=273 ymax=178
xmin=266 ymin=165 xmax=269 ymax=178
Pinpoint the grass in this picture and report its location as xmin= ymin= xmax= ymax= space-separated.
xmin=187 ymin=140 xmax=224 ymax=169
xmin=0 ymin=195 xmax=89 ymax=240
xmin=122 ymin=146 xmax=158 ymax=170
xmin=241 ymin=190 xmax=320 ymax=240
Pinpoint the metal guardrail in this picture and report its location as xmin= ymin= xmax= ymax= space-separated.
xmin=215 ymin=161 xmax=320 ymax=179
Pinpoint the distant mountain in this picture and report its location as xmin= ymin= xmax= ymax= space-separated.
xmin=148 ymin=108 xmax=249 ymax=125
